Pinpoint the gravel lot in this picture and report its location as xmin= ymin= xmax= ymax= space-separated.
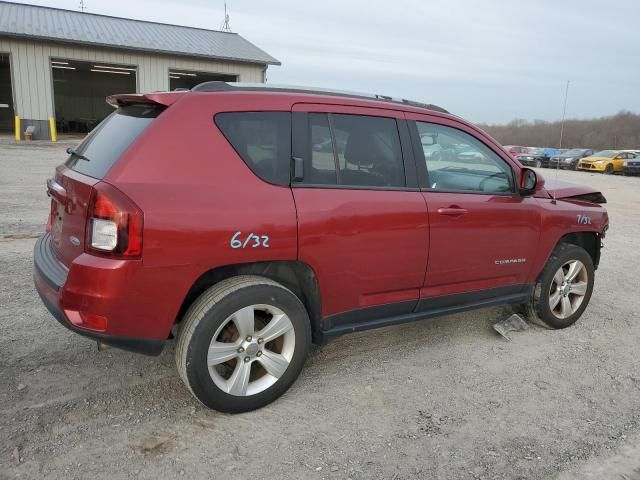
xmin=1 ymin=138 xmax=640 ymax=480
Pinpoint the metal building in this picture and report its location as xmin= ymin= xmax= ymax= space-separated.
xmin=0 ymin=1 xmax=279 ymax=140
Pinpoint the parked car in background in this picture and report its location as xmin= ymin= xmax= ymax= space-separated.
xmin=549 ymin=149 xmax=594 ymax=170
xmin=504 ymin=145 xmax=528 ymax=157
xmin=515 ymin=147 xmax=546 ymax=168
xmin=622 ymin=151 xmax=640 ymax=175
xmin=578 ymin=150 xmax=637 ymax=174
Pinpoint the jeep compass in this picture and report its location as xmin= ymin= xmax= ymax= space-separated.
xmin=34 ymin=82 xmax=609 ymax=412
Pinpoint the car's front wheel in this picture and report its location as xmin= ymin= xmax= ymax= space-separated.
xmin=176 ymin=276 xmax=311 ymax=413
xmin=605 ymin=164 xmax=614 ymax=174
xmin=526 ymin=243 xmax=595 ymax=329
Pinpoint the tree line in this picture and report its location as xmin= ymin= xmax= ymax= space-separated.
xmin=477 ymin=111 xmax=640 ymax=151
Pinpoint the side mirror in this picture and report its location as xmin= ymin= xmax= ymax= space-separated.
xmin=519 ymin=167 xmax=542 ymax=197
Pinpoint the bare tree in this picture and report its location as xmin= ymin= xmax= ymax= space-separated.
xmin=478 ymin=111 xmax=640 ymax=150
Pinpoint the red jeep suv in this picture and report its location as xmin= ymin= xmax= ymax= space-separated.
xmin=34 ymin=83 xmax=609 ymax=412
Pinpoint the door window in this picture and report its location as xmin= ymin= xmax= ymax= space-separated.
xmin=415 ymin=122 xmax=514 ymax=194
xmin=308 ymin=113 xmax=338 ymax=185
xmin=306 ymin=113 xmax=405 ymax=188
xmin=215 ymin=112 xmax=291 ymax=185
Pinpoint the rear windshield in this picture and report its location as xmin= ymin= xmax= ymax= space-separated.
xmin=66 ymin=104 xmax=164 ymax=179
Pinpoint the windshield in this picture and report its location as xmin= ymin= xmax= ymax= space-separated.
xmin=526 ymin=148 xmax=543 ymax=155
xmin=562 ymin=149 xmax=583 ymax=155
xmin=592 ymin=150 xmax=617 ymax=158
xmin=66 ymin=104 xmax=164 ymax=179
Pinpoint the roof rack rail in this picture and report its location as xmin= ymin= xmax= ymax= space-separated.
xmin=191 ymin=81 xmax=449 ymax=114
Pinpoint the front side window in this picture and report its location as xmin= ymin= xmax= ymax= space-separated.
xmin=415 ymin=122 xmax=514 ymax=194
xmin=305 ymin=113 xmax=405 ymax=188
xmin=215 ymin=112 xmax=291 ymax=185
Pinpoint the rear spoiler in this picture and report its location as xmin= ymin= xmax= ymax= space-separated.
xmin=106 ymin=92 xmax=186 ymax=108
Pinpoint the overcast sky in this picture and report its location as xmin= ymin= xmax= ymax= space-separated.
xmin=15 ymin=0 xmax=640 ymax=123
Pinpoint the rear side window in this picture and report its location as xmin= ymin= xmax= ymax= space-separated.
xmin=305 ymin=113 xmax=405 ymax=188
xmin=308 ymin=113 xmax=338 ymax=185
xmin=66 ymin=104 xmax=163 ymax=179
xmin=215 ymin=112 xmax=291 ymax=185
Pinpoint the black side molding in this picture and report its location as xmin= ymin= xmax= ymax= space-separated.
xmin=319 ymin=285 xmax=532 ymax=343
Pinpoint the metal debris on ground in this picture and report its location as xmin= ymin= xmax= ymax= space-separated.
xmin=12 ymin=446 xmax=22 ymax=465
xmin=493 ymin=313 xmax=529 ymax=341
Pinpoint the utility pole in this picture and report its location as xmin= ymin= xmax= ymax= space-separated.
xmin=79 ymin=1 xmax=87 ymax=12
xmin=558 ymin=80 xmax=570 ymax=148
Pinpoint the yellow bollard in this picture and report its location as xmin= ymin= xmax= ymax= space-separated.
xmin=49 ymin=117 xmax=57 ymax=142
xmin=14 ymin=116 xmax=20 ymax=141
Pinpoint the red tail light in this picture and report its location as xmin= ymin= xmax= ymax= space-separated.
xmin=86 ymin=182 xmax=143 ymax=258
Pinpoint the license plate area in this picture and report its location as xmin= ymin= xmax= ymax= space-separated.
xmin=50 ymin=200 xmax=65 ymax=247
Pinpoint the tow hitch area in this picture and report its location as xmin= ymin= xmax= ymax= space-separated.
xmin=493 ymin=313 xmax=529 ymax=341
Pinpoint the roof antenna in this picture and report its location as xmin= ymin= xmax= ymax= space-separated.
xmin=221 ymin=1 xmax=232 ymax=32
xmin=79 ymin=0 xmax=87 ymax=12
xmin=553 ymin=80 xmax=570 ymax=205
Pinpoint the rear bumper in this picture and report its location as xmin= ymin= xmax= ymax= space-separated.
xmin=34 ymin=234 xmax=166 ymax=356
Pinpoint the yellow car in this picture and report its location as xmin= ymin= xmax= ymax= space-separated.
xmin=577 ymin=150 xmax=638 ymax=174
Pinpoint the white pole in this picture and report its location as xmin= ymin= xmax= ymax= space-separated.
xmin=559 ymin=80 xmax=570 ymax=148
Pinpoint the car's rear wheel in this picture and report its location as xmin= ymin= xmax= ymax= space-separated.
xmin=524 ymin=243 xmax=595 ymax=329
xmin=605 ymin=164 xmax=614 ymax=174
xmin=176 ymin=276 xmax=311 ymax=413
xmin=535 ymin=159 xmax=542 ymax=168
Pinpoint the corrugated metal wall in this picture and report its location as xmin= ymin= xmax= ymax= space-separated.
xmin=0 ymin=37 xmax=265 ymax=122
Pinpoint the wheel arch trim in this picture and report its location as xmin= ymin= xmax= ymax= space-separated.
xmin=174 ymin=260 xmax=323 ymax=343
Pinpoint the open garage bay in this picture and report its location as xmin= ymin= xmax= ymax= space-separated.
xmin=51 ymin=59 xmax=137 ymax=134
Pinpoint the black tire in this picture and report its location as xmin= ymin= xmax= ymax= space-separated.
xmin=605 ymin=164 xmax=614 ymax=174
xmin=535 ymin=159 xmax=542 ymax=168
xmin=176 ymin=276 xmax=311 ymax=413
xmin=524 ymin=243 xmax=595 ymax=329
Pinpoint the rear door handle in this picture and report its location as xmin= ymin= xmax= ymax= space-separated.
xmin=436 ymin=206 xmax=468 ymax=216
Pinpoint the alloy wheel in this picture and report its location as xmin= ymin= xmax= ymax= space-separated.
xmin=207 ymin=304 xmax=295 ymax=396
xmin=548 ymin=260 xmax=589 ymax=319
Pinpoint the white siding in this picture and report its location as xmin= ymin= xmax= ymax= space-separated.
xmin=0 ymin=37 xmax=266 ymax=120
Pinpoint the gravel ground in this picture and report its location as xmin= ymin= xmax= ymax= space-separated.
xmin=1 ymin=139 xmax=640 ymax=480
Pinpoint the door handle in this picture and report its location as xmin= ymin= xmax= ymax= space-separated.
xmin=436 ymin=206 xmax=468 ymax=216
